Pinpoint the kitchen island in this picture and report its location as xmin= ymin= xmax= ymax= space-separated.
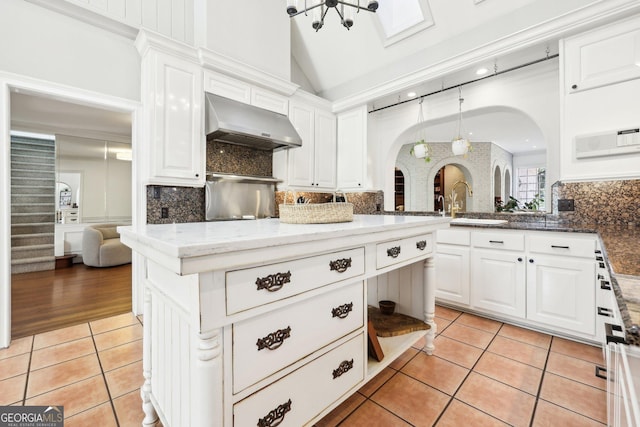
xmin=119 ymin=215 xmax=449 ymax=427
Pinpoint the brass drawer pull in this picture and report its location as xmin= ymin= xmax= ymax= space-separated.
xmin=258 ymin=399 xmax=292 ymax=427
xmin=332 ymin=359 xmax=354 ymax=379
xmin=256 ymin=271 xmax=291 ymax=292
xmin=256 ymin=326 xmax=291 ymax=351
xmin=331 ymin=302 xmax=353 ymax=319
xmin=387 ymin=246 xmax=401 ymax=258
xmin=329 ymin=257 xmax=352 ymax=273
xmin=416 ymin=240 xmax=427 ymax=251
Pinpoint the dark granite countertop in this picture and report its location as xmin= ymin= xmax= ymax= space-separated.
xmin=382 ymin=210 xmax=640 ymax=344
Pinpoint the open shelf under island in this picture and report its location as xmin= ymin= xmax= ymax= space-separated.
xmin=119 ymin=214 xmax=450 ymax=427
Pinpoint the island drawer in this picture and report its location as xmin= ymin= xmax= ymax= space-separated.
xmin=528 ymin=233 xmax=596 ymax=258
xmin=234 ymin=332 xmax=364 ymax=427
xmin=471 ymin=231 xmax=524 ymax=251
xmin=232 ymin=281 xmax=364 ymax=393
xmin=226 ymin=247 xmax=364 ymax=314
xmin=376 ymin=233 xmax=433 ymax=269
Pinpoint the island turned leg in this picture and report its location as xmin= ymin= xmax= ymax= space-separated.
xmin=423 ymin=257 xmax=437 ymax=355
xmin=192 ymin=328 xmax=224 ymax=426
xmin=141 ymin=288 xmax=158 ymax=427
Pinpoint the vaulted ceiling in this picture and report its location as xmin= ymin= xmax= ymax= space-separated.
xmin=289 ymin=0 xmax=610 ymax=104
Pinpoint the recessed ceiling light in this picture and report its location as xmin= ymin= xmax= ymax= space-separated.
xmin=476 ymin=67 xmax=489 ymax=76
xmin=407 ymin=91 xmax=417 ymax=98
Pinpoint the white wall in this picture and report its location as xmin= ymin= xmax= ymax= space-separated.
xmin=369 ymin=59 xmax=559 ymax=211
xmin=205 ymin=0 xmax=291 ymax=82
xmin=0 ymin=0 xmax=140 ymax=101
xmin=56 ymin=135 xmax=132 ymax=222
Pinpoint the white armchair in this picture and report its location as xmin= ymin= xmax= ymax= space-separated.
xmin=82 ymin=224 xmax=131 ymax=267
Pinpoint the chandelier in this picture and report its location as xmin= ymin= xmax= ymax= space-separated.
xmin=286 ymin=0 xmax=379 ymax=31
xmin=451 ymin=88 xmax=472 ymax=156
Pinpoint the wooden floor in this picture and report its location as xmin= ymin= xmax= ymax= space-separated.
xmin=11 ymin=263 xmax=132 ymax=338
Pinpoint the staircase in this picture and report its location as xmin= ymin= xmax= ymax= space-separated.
xmin=11 ymin=136 xmax=56 ymax=274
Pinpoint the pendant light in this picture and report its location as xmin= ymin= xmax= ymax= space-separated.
xmin=410 ymin=97 xmax=431 ymax=162
xmin=451 ymin=88 xmax=472 ymax=156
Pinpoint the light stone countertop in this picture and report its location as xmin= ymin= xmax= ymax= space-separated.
xmin=118 ymin=215 xmax=451 ymax=259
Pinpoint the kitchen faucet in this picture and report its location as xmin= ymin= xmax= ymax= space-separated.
xmin=449 ymin=180 xmax=473 ymax=218
xmin=437 ymin=195 xmax=445 ymax=217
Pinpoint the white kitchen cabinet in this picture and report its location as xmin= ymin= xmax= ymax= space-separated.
xmin=203 ymin=70 xmax=289 ymax=115
xmin=137 ymin=32 xmax=205 ymax=186
xmin=526 ymin=231 xmax=598 ymax=336
xmin=337 ymin=106 xmax=367 ymax=190
xmin=435 ymin=229 xmax=470 ymax=305
xmin=436 ymin=227 xmax=600 ymax=342
xmin=564 ymin=15 xmax=640 ymax=94
xmin=526 ymin=254 xmax=596 ymax=336
xmin=287 ymin=101 xmax=337 ymax=189
xmin=471 ymin=248 xmax=526 ymax=319
xmin=469 ymin=229 xmax=526 ymax=319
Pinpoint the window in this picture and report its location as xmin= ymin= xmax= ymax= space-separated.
xmin=516 ymin=167 xmax=545 ymax=209
xmin=374 ymin=0 xmax=434 ymax=47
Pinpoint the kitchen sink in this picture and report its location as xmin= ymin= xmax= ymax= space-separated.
xmin=450 ymin=218 xmax=508 ymax=225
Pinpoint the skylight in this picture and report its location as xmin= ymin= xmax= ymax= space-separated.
xmin=375 ymin=0 xmax=434 ymax=46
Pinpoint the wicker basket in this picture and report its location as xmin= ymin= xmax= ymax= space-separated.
xmin=279 ymin=192 xmax=353 ymax=224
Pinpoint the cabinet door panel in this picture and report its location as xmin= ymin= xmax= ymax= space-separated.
xmin=314 ymin=109 xmax=337 ymax=189
xmin=251 ymin=88 xmax=288 ymax=115
xmin=287 ymin=102 xmax=315 ymax=187
xmin=152 ymin=53 xmax=203 ymax=183
xmin=337 ymin=106 xmax=366 ymax=190
xmin=435 ymin=246 xmax=470 ymax=305
xmin=203 ymin=71 xmax=251 ymax=104
xmin=526 ymin=255 xmax=595 ymax=335
xmin=471 ymin=249 xmax=525 ymax=318
xmin=566 ymin=17 xmax=640 ymax=93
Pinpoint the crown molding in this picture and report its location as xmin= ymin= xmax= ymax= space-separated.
xmin=25 ymin=0 xmax=138 ymax=40
xmin=135 ymin=30 xmax=200 ymax=63
xmin=331 ymin=0 xmax=640 ymax=113
xmin=198 ymin=48 xmax=299 ymax=97
xmin=290 ymin=89 xmax=333 ymax=110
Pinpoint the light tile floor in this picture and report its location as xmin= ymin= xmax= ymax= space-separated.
xmin=0 ymin=306 xmax=607 ymax=426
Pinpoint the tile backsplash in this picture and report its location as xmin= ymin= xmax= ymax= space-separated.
xmin=553 ymin=179 xmax=640 ymax=226
xmin=206 ymin=140 xmax=272 ymax=177
xmin=146 ymin=186 xmax=205 ymax=224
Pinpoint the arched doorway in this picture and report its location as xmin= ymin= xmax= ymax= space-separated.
xmin=433 ymin=163 xmax=474 ymax=214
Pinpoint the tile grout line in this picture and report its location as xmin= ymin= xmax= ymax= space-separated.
xmin=528 ymin=333 xmax=553 ymax=427
xmin=20 ymin=335 xmax=35 ymax=406
xmin=431 ymin=315 xmax=507 ymax=426
xmin=88 ymin=321 xmax=121 ymax=427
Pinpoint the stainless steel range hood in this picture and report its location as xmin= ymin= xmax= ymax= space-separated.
xmin=205 ymin=92 xmax=302 ymax=151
